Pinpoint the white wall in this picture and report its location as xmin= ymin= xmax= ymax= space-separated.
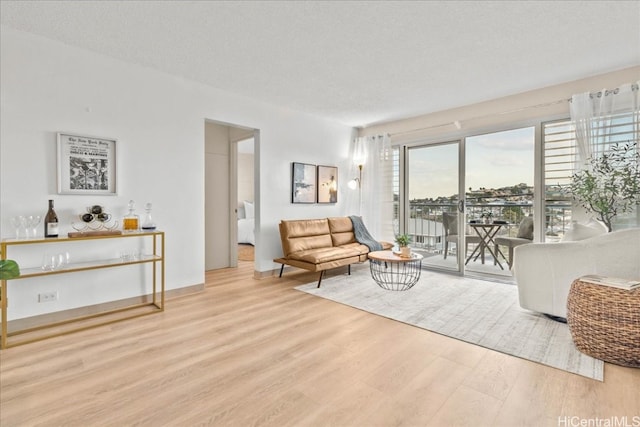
xmin=0 ymin=27 xmax=354 ymax=320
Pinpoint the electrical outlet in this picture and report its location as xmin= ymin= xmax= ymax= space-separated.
xmin=38 ymin=292 xmax=58 ymax=303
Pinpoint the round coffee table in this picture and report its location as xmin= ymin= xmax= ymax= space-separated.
xmin=368 ymin=250 xmax=423 ymax=291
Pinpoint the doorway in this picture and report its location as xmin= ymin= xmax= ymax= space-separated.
xmin=204 ymin=120 xmax=258 ymax=271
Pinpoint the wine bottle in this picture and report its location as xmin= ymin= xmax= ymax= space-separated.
xmin=44 ymin=199 xmax=59 ymax=238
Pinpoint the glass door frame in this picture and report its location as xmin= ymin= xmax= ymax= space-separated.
xmin=398 ymin=122 xmax=541 ymax=278
xmin=400 ymin=139 xmax=468 ymax=275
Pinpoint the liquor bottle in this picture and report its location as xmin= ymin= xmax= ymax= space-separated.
xmin=44 ymin=199 xmax=59 ymax=238
xmin=141 ymin=203 xmax=156 ymax=231
xmin=123 ymin=200 xmax=139 ymax=232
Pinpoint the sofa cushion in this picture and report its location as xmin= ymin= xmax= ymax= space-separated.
xmin=289 ymin=246 xmax=362 ymax=264
xmin=495 ymin=236 xmax=532 ymax=248
xmin=338 ymin=242 xmax=371 ymax=255
xmin=328 ymin=217 xmax=357 ymax=246
xmin=279 ymin=219 xmax=332 ymax=255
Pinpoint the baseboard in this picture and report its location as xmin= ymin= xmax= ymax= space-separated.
xmin=8 ymin=283 xmax=204 ymax=331
xmin=254 ymin=269 xmax=279 ymax=279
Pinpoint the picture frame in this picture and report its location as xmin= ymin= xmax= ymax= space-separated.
xmin=292 ymin=162 xmax=316 ymax=203
xmin=317 ymin=165 xmax=338 ymax=203
xmin=57 ymin=132 xmax=117 ymax=195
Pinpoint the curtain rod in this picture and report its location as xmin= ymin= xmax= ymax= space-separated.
xmin=568 ymin=82 xmax=638 ymax=101
xmin=388 ymin=83 xmax=638 ymax=138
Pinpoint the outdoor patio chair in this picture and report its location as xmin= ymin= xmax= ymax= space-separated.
xmin=494 ymin=216 xmax=534 ymax=269
xmin=442 ymin=212 xmax=481 ymax=259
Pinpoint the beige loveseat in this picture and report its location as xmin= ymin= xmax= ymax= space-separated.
xmin=274 ymin=217 xmax=392 ymax=287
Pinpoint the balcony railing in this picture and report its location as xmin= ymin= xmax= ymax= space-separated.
xmin=403 ymin=200 xmax=572 ymax=252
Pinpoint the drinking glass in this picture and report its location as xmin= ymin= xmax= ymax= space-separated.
xmin=41 ymin=253 xmax=61 ymax=271
xmin=58 ymin=252 xmax=71 ymax=269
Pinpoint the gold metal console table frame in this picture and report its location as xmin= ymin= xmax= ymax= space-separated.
xmin=0 ymin=231 xmax=165 ymax=349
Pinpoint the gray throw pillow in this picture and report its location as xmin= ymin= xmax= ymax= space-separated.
xmin=516 ymin=216 xmax=534 ymax=240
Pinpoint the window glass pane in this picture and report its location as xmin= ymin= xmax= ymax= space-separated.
xmin=543 ymin=111 xmax=639 ymax=239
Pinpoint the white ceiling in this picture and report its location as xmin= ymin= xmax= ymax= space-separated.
xmin=1 ymin=1 xmax=639 ymax=127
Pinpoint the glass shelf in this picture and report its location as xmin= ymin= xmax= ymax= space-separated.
xmin=17 ymin=255 xmax=162 ymax=279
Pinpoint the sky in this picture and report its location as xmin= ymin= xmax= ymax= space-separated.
xmin=408 ymin=127 xmax=535 ymax=200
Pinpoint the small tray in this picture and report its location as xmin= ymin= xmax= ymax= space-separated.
xmin=68 ymin=230 xmax=123 ymax=238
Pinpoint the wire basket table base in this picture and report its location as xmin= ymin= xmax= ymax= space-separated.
xmin=368 ymin=251 xmax=423 ymax=291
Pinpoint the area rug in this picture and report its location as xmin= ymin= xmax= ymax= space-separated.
xmin=295 ymin=268 xmax=604 ymax=381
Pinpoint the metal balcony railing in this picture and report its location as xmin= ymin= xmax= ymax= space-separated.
xmin=399 ymin=200 xmax=572 ymax=252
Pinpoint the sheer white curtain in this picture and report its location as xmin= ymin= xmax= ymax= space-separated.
xmin=570 ymin=81 xmax=640 ymax=171
xmin=346 ymin=134 xmax=394 ymax=241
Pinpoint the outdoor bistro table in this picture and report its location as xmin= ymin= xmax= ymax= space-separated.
xmin=368 ymin=250 xmax=424 ymax=291
xmin=466 ymin=222 xmax=509 ymax=270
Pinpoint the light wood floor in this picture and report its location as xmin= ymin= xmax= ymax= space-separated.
xmin=1 ymin=262 xmax=639 ymax=426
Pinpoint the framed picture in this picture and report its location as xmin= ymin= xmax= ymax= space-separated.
xmin=57 ymin=132 xmax=117 ymax=195
xmin=317 ymin=165 xmax=338 ymax=203
xmin=292 ymin=162 xmax=316 ymax=203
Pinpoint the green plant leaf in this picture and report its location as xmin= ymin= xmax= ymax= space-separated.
xmin=568 ymin=141 xmax=640 ymax=232
xmin=0 ymin=259 xmax=20 ymax=280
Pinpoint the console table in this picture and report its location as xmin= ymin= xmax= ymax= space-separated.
xmin=0 ymin=231 xmax=165 ymax=349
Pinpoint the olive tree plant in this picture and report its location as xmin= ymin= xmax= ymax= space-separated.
xmin=569 ymin=141 xmax=640 ymax=232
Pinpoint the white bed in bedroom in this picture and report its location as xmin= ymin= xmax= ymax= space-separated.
xmin=238 ymin=200 xmax=255 ymax=245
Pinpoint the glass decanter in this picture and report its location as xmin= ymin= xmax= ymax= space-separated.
xmin=123 ymin=200 xmax=139 ymax=232
xmin=141 ymin=202 xmax=156 ymax=231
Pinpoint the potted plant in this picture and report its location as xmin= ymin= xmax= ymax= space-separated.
xmin=568 ymin=141 xmax=640 ymax=232
xmin=395 ymin=234 xmax=412 ymax=258
xmin=480 ymin=210 xmax=493 ymax=224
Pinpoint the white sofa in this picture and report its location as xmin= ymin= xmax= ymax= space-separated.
xmin=512 ymin=227 xmax=640 ymax=319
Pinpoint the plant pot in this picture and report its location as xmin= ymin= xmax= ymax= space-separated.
xmin=400 ymin=246 xmax=411 ymax=258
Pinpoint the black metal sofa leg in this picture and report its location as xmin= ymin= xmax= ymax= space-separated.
xmin=317 ymin=271 xmax=325 ymax=288
xmin=279 ymin=264 xmax=285 ymax=278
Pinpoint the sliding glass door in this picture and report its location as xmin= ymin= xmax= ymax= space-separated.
xmin=464 ymin=127 xmax=535 ymax=277
xmin=406 ymin=141 xmax=462 ymax=272
xmin=400 ymin=127 xmax=535 ymax=278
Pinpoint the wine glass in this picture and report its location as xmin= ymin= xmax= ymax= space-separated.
xmin=10 ymin=216 xmax=26 ymax=239
xmin=26 ymin=215 xmax=41 ymax=239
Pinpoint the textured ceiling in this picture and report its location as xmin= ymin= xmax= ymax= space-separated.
xmin=1 ymin=1 xmax=639 ymax=127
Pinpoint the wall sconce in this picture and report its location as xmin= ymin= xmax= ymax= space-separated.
xmin=348 ymin=164 xmax=363 ymax=189
xmin=349 ymin=137 xmax=367 ymax=190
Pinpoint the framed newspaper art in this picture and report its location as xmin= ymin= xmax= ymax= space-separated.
xmin=57 ymin=132 xmax=117 ymax=195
